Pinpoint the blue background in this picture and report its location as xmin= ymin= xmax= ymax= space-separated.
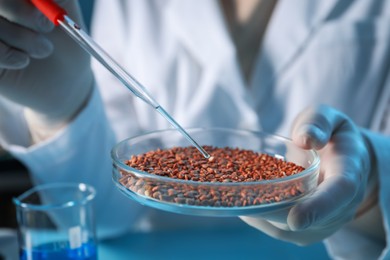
xmin=79 ymin=0 xmax=94 ymax=30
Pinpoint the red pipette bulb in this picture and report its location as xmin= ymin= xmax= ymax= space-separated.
xmin=30 ymin=0 xmax=66 ymax=25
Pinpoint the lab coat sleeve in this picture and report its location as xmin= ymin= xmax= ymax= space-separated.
xmin=324 ymin=130 xmax=390 ymax=260
xmin=0 ymin=85 xmax=147 ymax=240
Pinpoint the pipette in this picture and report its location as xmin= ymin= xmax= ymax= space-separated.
xmin=31 ymin=0 xmax=210 ymax=158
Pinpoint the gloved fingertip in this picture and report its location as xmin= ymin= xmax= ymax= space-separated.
xmin=288 ymin=219 xmax=311 ymax=231
xmin=287 ymin=207 xmax=312 ymax=231
xmin=6 ymin=53 xmax=30 ymax=69
xmin=296 ymin=124 xmax=327 ymax=150
xmin=31 ymin=38 xmax=54 ymax=59
xmin=37 ymin=14 xmax=55 ymax=33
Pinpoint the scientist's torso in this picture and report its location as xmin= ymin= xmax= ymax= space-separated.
xmin=91 ymin=0 xmax=390 ymax=229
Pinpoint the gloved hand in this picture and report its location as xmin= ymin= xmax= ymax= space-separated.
xmin=240 ymin=105 xmax=376 ymax=245
xmin=0 ymin=0 xmax=93 ymax=130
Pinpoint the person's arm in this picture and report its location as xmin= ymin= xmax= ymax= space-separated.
xmin=0 ymin=0 xmax=147 ymax=239
xmin=6 ymin=85 xmax=147 ymax=239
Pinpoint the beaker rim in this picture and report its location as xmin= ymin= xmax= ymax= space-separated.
xmin=13 ymin=182 xmax=96 ymax=211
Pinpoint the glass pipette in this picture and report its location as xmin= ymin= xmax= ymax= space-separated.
xmin=31 ymin=0 xmax=210 ymax=158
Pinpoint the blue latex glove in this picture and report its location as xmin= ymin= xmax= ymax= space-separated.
xmin=240 ymin=105 xmax=377 ymax=245
xmin=0 ymin=0 xmax=93 ymax=130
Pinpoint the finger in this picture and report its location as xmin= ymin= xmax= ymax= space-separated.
xmin=289 ymin=106 xmax=369 ymax=231
xmin=0 ymin=41 xmax=29 ymax=69
xmin=240 ymin=215 xmax=347 ymax=246
xmin=0 ymin=1 xmax=54 ymax=32
xmin=0 ymin=18 xmax=53 ymax=59
xmin=291 ymin=105 xmax=354 ymax=150
xmin=240 ymin=216 xmax=283 ymax=236
xmin=287 ymin=157 xmax=364 ymax=231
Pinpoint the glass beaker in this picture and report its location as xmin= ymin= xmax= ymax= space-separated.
xmin=13 ymin=182 xmax=97 ymax=260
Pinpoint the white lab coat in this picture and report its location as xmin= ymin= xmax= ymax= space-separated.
xmin=0 ymin=0 xmax=389 ymax=259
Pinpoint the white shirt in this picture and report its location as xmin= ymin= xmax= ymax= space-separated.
xmin=0 ymin=0 xmax=389 ymax=259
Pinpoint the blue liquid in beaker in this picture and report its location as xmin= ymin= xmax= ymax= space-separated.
xmin=20 ymin=240 xmax=97 ymax=260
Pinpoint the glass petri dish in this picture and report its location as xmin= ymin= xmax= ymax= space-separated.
xmin=111 ymin=128 xmax=320 ymax=222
